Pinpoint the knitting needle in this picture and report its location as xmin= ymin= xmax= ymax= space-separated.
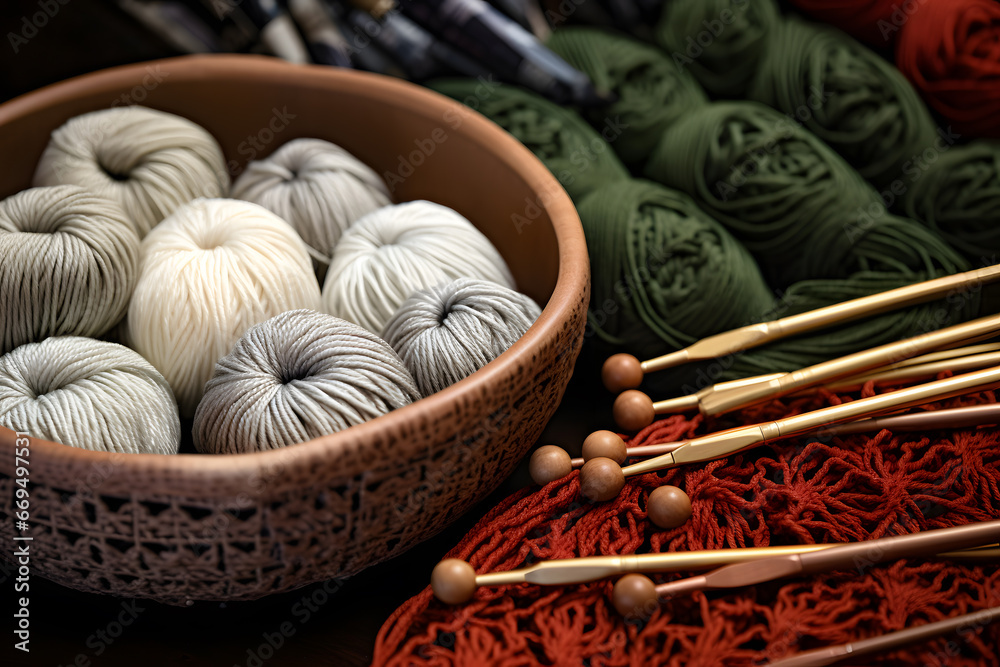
xmin=613 ymin=313 xmax=1000 ymax=431
xmin=580 ymin=365 xmax=1000 ymax=501
xmin=615 ymin=343 xmax=1000 ymax=430
xmin=573 ymin=403 xmax=1000 ymax=466
xmin=530 ymin=402 xmax=1000 ymax=487
xmin=429 ymin=543 xmax=999 ymax=605
xmin=766 ymin=606 xmax=1000 ymax=667
xmin=601 ymin=263 xmax=1000 ymax=393
xmin=610 ymin=520 xmax=1000 ymax=616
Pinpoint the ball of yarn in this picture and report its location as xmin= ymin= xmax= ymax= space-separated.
xmin=0 ymin=337 xmax=180 ymax=455
xmin=230 ymin=138 xmax=391 ymax=279
xmin=382 ymin=278 xmax=542 ymax=396
xmin=33 ymin=106 xmax=230 ymax=237
xmin=747 ymin=17 xmax=937 ymax=188
xmin=127 ymin=198 xmax=321 ymax=417
xmin=577 ymin=179 xmax=775 ymax=361
xmin=545 ymin=27 xmax=708 ymax=166
xmin=0 ymin=185 xmax=139 ymax=355
xmin=896 ymin=0 xmax=1000 ymax=139
xmin=429 ymin=80 xmax=629 ymax=203
xmin=644 ymin=101 xmax=968 ymax=287
xmin=193 ymin=309 xmax=420 ymax=454
xmin=321 ymin=201 xmax=515 ymax=334
xmin=902 ymin=141 xmax=1000 ymax=261
xmin=655 ymin=0 xmax=781 ymax=98
xmin=785 ymin=0 xmax=902 ymax=46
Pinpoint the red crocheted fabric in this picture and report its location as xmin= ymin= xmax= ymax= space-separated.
xmin=373 ymin=381 xmax=1000 ymax=666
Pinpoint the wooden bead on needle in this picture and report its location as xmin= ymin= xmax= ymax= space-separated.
xmin=612 ymin=390 xmax=656 ymax=432
xmin=611 ymin=573 xmax=658 ymax=617
xmin=602 ymin=353 xmax=644 ymax=393
xmin=579 ymin=457 xmax=625 ymax=502
xmin=581 ymin=430 xmax=628 ymax=464
xmin=431 ymin=558 xmax=478 ymax=604
xmin=529 ymin=445 xmax=573 ymax=485
xmin=647 ymin=485 xmax=692 ymax=529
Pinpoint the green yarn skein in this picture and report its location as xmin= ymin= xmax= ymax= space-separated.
xmin=747 ymin=17 xmax=937 ymax=189
xmin=546 ymin=27 xmax=708 ymax=167
xmin=578 ymin=179 xmax=775 ymax=360
xmin=429 ymin=79 xmax=629 ymax=203
xmin=903 ymin=140 xmax=1000 ymax=263
xmin=656 ymin=0 xmax=781 ymax=98
xmin=645 ymin=101 xmax=967 ymax=288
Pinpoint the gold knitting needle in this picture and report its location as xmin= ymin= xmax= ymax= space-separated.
xmin=611 ymin=521 xmax=1000 ymax=616
xmin=768 ymin=606 xmax=1000 ymax=667
xmin=699 ymin=315 xmax=1000 ymax=417
xmin=584 ymin=403 xmax=1000 ymax=465
xmin=601 ymin=263 xmax=1000 ymax=393
xmin=614 ymin=343 xmax=1000 ymax=430
xmin=579 ymin=365 xmax=1000 ymax=501
xmin=429 ymin=544 xmax=999 ymax=604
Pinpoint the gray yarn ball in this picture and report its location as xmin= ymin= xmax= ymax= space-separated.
xmin=0 ymin=185 xmax=139 ymax=355
xmin=0 ymin=337 xmax=181 ymax=455
xmin=193 ymin=309 xmax=421 ymax=455
xmin=33 ymin=106 xmax=230 ymax=237
xmin=381 ymin=278 xmax=542 ymax=396
xmin=321 ymin=201 xmax=516 ymax=334
xmin=230 ymin=138 xmax=392 ymax=279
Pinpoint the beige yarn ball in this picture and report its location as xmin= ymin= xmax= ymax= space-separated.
xmin=33 ymin=106 xmax=230 ymax=237
xmin=127 ymin=198 xmax=321 ymax=416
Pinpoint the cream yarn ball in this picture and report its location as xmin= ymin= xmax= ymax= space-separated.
xmin=0 ymin=185 xmax=139 ymax=355
xmin=382 ymin=278 xmax=541 ymax=396
xmin=0 ymin=337 xmax=180 ymax=455
xmin=193 ymin=309 xmax=421 ymax=454
xmin=33 ymin=106 xmax=230 ymax=237
xmin=230 ymin=138 xmax=391 ymax=278
xmin=321 ymin=201 xmax=516 ymax=333
xmin=127 ymin=198 xmax=322 ymax=416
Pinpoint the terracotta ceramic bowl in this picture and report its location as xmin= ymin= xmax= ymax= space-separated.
xmin=0 ymin=55 xmax=588 ymax=604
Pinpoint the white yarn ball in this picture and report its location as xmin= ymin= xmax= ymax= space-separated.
xmin=0 ymin=337 xmax=180 ymax=455
xmin=33 ymin=106 xmax=230 ymax=237
xmin=0 ymin=185 xmax=139 ymax=355
xmin=230 ymin=138 xmax=391 ymax=278
xmin=382 ymin=278 xmax=542 ymax=396
xmin=127 ymin=198 xmax=322 ymax=417
xmin=321 ymin=201 xmax=515 ymax=333
xmin=193 ymin=309 xmax=421 ymax=454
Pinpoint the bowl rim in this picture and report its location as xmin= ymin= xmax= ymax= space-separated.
xmin=0 ymin=54 xmax=589 ymax=491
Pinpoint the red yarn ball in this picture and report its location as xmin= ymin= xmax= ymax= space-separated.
xmin=897 ymin=0 xmax=1000 ymax=138
xmin=787 ymin=0 xmax=902 ymax=46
